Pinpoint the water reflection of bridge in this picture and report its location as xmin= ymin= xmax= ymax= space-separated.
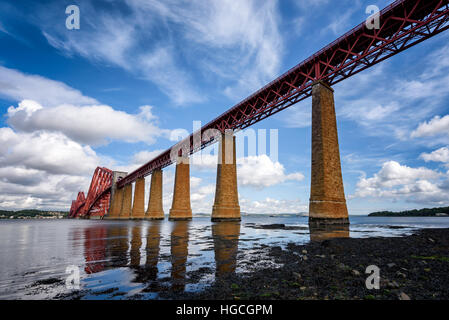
xmin=80 ymin=222 xmax=349 ymax=292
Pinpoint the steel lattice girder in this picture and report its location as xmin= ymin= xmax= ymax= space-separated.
xmin=82 ymin=167 xmax=113 ymax=218
xmin=117 ymin=0 xmax=449 ymax=188
xmin=70 ymin=167 xmax=113 ymax=218
xmin=69 ymin=191 xmax=86 ymax=218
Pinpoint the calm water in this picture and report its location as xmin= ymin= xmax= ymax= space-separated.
xmin=0 ymin=216 xmax=448 ymax=300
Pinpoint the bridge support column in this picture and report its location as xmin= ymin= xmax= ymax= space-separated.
xmin=131 ymin=177 xmax=146 ymax=219
xmin=108 ymin=187 xmax=124 ymax=219
xmin=146 ymin=169 xmax=164 ymax=220
xmin=211 ymin=133 xmax=240 ymax=221
xmin=119 ymin=184 xmax=132 ymax=219
xmin=106 ymin=171 xmax=127 ymax=219
xmin=309 ymin=81 xmax=349 ymax=226
xmin=169 ymin=157 xmax=192 ymax=220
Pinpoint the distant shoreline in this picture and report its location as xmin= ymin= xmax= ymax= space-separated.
xmin=368 ymin=206 xmax=449 ymax=217
xmin=0 ymin=209 xmax=68 ymax=220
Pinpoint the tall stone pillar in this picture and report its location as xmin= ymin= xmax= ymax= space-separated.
xmin=212 ymin=133 xmax=240 ymax=221
xmin=309 ymin=81 xmax=349 ymax=226
xmin=119 ymin=184 xmax=133 ymax=219
xmin=108 ymin=187 xmax=124 ymax=219
xmin=146 ymin=169 xmax=164 ymax=220
xmin=131 ymin=177 xmax=145 ymax=219
xmin=169 ymin=157 xmax=192 ymax=220
xmin=105 ymin=171 xmax=127 ymax=219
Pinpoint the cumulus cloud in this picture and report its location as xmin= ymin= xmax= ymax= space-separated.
xmin=0 ymin=167 xmax=45 ymax=186
xmin=0 ymin=127 xmax=101 ymax=210
xmin=240 ymin=197 xmax=307 ymax=214
xmin=7 ymin=100 xmax=166 ymax=145
xmin=411 ymin=115 xmax=449 ymax=138
xmin=238 ymin=155 xmax=304 ymax=188
xmin=190 ymin=184 xmax=215 ymax=202
xmin=0 ymin=174 xmax=91 ymax=210
xmin=420 ymin=147 xmax=449 ymax=165
xmin=0 ymin=129 xmax=99 ymax=175
xmin=353 ymin=161 xmax=449 ymax=205
xmin=0 ymin=66 xmax=98 ymax=107
xmin=194 ymin=153 xmax=305 ymax=189
xmin=356 ymin=161 xmax=439 ymax=191
xmin=0 ymin=66 xmax=174 ymax=210
xmin=130 ymin=150 xmax=165 ymax=166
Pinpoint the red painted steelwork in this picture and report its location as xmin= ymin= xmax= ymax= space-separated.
xmin=69 ymin=167 xmax=113 ymax=218
xmin=69 ymin=191 xmax=86 ymax=218
xmin=115 ymin=0 xmax=449 ymax=187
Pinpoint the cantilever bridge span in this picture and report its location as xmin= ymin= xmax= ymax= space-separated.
xmin=70 ymin=0 xmax=449 ymax=222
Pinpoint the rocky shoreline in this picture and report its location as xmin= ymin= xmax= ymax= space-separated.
xmin=165 ymin=227 xmax=449 ymax=300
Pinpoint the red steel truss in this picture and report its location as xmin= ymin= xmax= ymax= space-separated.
xmin=69 ymin=191 xmax=85 ymax=218
xmin=69 ymin=167 xmax=113 ymax=218
xmin=113 ymin=0 xmax=449 ymax=187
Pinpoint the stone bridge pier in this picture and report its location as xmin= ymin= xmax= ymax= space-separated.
xmin=169 ymin=156 xmax=193 ymax=220
xmin=211 ymin=133 xmax=240 ymax=221
xmin=146 ymin=169 xmax=164 ymax=219
xmin=106 ymin=171 xmax=128 ymax=219
xmin=308 ymin=81 xmax=349 ymax=226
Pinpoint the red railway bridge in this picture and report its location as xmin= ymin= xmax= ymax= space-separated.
xmin=70 ymin=0 xmax=449 ymax=224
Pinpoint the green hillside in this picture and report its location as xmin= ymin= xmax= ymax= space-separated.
xmin=369 ymin=206 xmax=449 ymax=217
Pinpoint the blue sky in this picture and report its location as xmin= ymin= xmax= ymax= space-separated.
xmin=0 ymin=0 xmax=448 ymax=215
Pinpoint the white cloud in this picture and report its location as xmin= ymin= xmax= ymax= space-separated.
xmin=0 ymin=129 xmax=99 ymax=176
xmin=353 ymin=160 xmax=449 ymax=205
xmin=7 ymin=100 xmax=167 ymax=145
xmin=411 ymin=115 xmax=449 ymax=138
xmin=0 ymin=127 xmax=101 ymax=210
xmin=110 ymin=149 xmax=167 ymax=176
xmin=0 ymin=174 xmax=91 ymax=210
xmin=0 ymin=167 xmax=45 ymax=186
xmin=191 ymin=151 xmax=219 ymax=170
xmin=131 ymin=150 xmax=165 ymax=166
xmin=190 ymin=184 xmax=215 ymax=202
xmin=356 ymin=161 xmax=439 ymax=190
xmin=0 ymin=66 xmax=97 ymax=107
xmin=238 ymin=155 xmax=304 ymax=188
xmin=420 ymin=147 xmax=449 ymax=164
xmin=240 ymin=197 xmax=307 ymax=214
xmin=40 ymin=2 xmax=204 ymax=105
xmin=139 ymin=47 xmax=204 ymax=105
xmin=39 ymin=0 xmax=283 ymax=104
xmin=42 ymin=13 xmax=136 ymax=70
xmin=0 ymin=66 xmax=174 ymax=210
